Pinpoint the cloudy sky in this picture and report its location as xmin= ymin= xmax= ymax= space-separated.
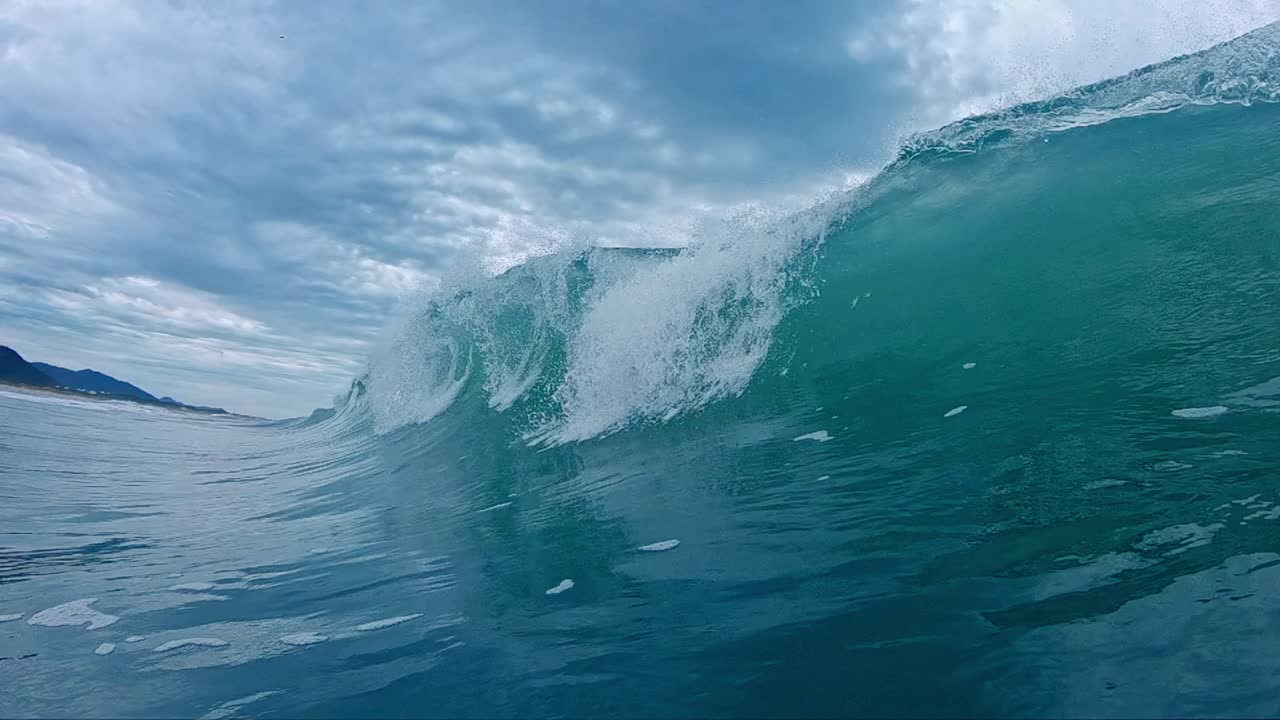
xmin=1 ymin=0 xmax=1276 ymax=417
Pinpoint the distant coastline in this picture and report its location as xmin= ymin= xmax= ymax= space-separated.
xmin=0 ymin=380 xmax=241 ymax=416
xmin=0 ymin=344 xmax=237 ymax=417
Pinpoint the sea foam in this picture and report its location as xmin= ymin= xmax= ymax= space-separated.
xmin=281 ymin=632 xmax=328 ymax=646
xmin=27 ymin=599 xmax=118 ymax=630
xmin=154 ymin=638 xmax=229 ymax=652
xmin=545 ymin=579 xmax=575 ymax=595
xmin=1172 ymin=406 xmax=1228 ymax=418
xmin=793 ymin=431 xmax=832 ymax=442
xmin=356 ymin=614 xmax=423 ymax=632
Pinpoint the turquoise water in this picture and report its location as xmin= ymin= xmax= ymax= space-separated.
xmin=3 ymin=24 xmax=1280 ymax=718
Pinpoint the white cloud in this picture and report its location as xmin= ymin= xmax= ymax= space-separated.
xmin=56 ymin=276 xmax=268 ymax=335
xmin=0 ymin=133 xmax=119 ymax=245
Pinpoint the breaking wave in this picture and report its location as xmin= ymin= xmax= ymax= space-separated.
xmin=352 ymin=21 xmax=1280 ymax=448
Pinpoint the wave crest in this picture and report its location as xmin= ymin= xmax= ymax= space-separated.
xmin=361 ymin=203 xmax=842 ymax=444
xmin=897 ymin=21 xmax=1280 ymax=161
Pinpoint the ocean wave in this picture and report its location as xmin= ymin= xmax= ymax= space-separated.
xmin=358 ymin=201 xmax=843 ymax=445
xmin=896 ymin=21 xmax=1280 ymax=162
xmin=353 ymin=21 xmax=1280 ymax=446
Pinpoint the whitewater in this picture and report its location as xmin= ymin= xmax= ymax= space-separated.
xmin=2 ymin=22 xmax=1280 ymax=718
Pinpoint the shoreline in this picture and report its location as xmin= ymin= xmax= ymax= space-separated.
xmin=0 ymin=381 xmax=255 ymax=419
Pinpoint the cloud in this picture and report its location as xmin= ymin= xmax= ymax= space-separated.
xmin=0 ymin=0 xmax=1275 ymax=416
xmin=0 ymin=133 xmax=120 ymax=250
xmin=43 ymin=276 xmax=266 ymax=335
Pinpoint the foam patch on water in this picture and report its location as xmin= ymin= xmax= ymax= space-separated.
xmin=545 ymin=579 xmax=575 ymax=595
xmin=199 ymin=691 xmax=281 ymax=720
xmin=638 ymin=539 xmax=680 ymax=552
xmin=478 ymin=502 xmax=513 ymax=513
xmin=1084 ymin=479 xmax=1128 ymax=490
xmin=280 ymin=632 xmax=328 ymax=646
xmin=962 ymin=362 xmax=977 ymax=369
xmin=0 ymin=613 xmax=22 ymax=622
xmin=154 ymin=637 xmax=229 ymax=652
xmin=27 ymin=599 xmax=118 ymax=630
xmin=794 ymin=430 xmax=832 ymax=442
xmin=356 ymin=614 xmax=423 ymax=632
xmin=124 ymin=635 xmax=145 ymax=643
xmin=1172 ymin=406 xmax=1228 ymax=418
xmin=94 ymin=643 xmax=116 ymax=656
xmin=170 ymin=582 xmax=216 ymax=591
xmin=944 ymin=405 xmax=968 ymax=417
xmin=1153 ymin=460 xmax=1192 ymax=472
xmin=817 ymin=475 xmax=831 ymax=481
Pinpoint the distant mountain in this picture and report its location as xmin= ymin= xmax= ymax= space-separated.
xmin=32 ymin=362 xmax=158 ymax=402
xmin=180 ymin=402 xmax=228 ymax=414
xmin=152 ymin=396 xmax=227 ymax=413
xmin=0 ymin=344 xmax=230 ymax=415
xmin=0 ymin=346 xmax=55 ymax=387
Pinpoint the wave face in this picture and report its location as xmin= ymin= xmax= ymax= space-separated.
xmin=360 ymin=23 xmax=1280 ymax=448
xmin=5 ymin=23 xmax=1280 ymax=720
xmin=364 ymin=204 xmax=838 ymax=445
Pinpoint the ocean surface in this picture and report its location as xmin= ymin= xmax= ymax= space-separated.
xmin=3 ymin=23 xmax=1280 ymax=719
